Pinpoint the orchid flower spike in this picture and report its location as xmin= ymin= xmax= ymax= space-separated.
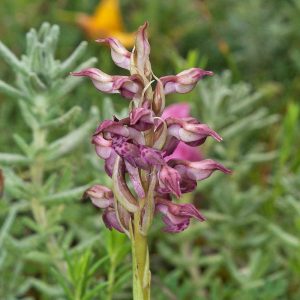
xmin=74 ymin=22 xmax=231 ymax=237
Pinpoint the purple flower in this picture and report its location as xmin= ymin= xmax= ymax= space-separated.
xmin=155 ymin=197 xmax=205 ymax=233
xmin=96 ymin=37 xmax=131 ymax=70
xmin=158 ymin=165 xmax=181 ymax=198
xmin=170 ymin=159 xmax=232 ymax=181
xmin=134 ymin=22 xmax=152 ymax=79
xmin=75 ymin=23 xmax=231 ymax=236
xmin=103 ymin=208 xmax=125 ymax=233
xmin=162 ymin=103 xmax=202 ymax=162
xmin=161 ymin=103 xmax=190 ymax=119
xmin=71 ymin=68 xmax=142 ymax=99
xmin=166 ymin=117 xmax=222 ymax=147
xmin=83 ymin=184 xmax=114 ymax=208
xmin=130 ymin=107 xmax=154 ymax=131
xmin=160 ymin=68 xmax=213 ymax=95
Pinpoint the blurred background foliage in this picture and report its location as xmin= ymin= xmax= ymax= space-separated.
xmin=0 ymin=0 xmax=299 ymax=299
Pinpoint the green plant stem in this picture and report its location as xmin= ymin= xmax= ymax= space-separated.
xmin=107 ymin=255 xmax=116 ymax=300
xmin=131 ymin=211 xmax=150 ymax=300
xmin=30 ymin=127 xmax=64 ymax=272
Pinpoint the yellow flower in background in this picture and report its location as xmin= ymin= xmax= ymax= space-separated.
xmin=77 ymin=0 xmax=135 ymax=47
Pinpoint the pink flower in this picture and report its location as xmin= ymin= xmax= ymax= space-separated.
xmin=155 ymin=197 xmax=205 ymax=233
xmin=160 ymin=68 xmax=213 ymax=95
xmin=74 ymin=23 xmax=231 ymax=235
xmin=70 ymin=68 xmax=142 ymax=99
xmin=96 ymin=37 xmax=131 ymax=70
xmin=162 ymin=103 xmax=202 ymax=161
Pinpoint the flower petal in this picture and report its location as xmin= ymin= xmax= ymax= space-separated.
xmin=112 ymin=155 xmax=139 ymax=213
xmin=71 ymin=68 xmax=141 ymax=99
xmin=125 ymin=160 xmax=145 ymax=199
xmin=133 ymin=22 xmax=151 ymax=78
xmin=83 ymin=184 xmax=114 ymax=208
xmin=129 ymin=107 xmax=154 ymax=131
xmin=96 ymin=37 xmax=131 ymax=70
xmin=156 ymin=197 xmax=205 ymax=233
xmin=158 ymin=165 xmax=181 ymax=198
xmin=160 ymin=68 xmax=213 ymax=95
xmin=103 ymin=208 xmax=125 ymax=232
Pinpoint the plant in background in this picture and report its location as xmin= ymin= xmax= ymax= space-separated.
xmin=72 ymin=22 xmax=231 ymax=299
xmin=151 ymin=67 xmax=286 ymax=299
xmin=0 ymin=23 xmax=118 ymax=299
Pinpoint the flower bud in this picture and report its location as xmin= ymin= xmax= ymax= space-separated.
xmin=96 ymin=37 xmax=131 ymax=70
xmin=160 ymin=68 xmax=213 ymax=95
xmin=153 ymin=80 xmax=165 ymax=114
xmin=83 ymin=184 xmax=114 ymax=208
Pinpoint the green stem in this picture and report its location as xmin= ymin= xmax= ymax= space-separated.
xmin=30 ymin=127 xmax=64 ymax=272
xmin=107 ymin=256 xmax=116 ymax=300
xmin=131 ymin=212 xmax=150 ymax=300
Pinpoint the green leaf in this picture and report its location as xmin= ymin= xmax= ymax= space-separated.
xmin=55 ymin=41 xmax=88 ymax=77
xmin=40 ymin=106 xmax=81 ymax=129
xmin=0 ymin=41 xmax=30 ymax=75
xmin=0 ymin=153 xmax=30 ymax=165
xmin=0 ymin=80 xmax=24 ymax=99
xmin=46 ymin=111 xmax=98 ymax=160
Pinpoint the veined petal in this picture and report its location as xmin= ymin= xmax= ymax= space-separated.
xmin=105 ymin=150 xmax=117 ymax=177
xmin=112 ymin=155 xmax=138 ymax=213
xmin=71 ymin=68 xmax=141 ymax=99
xmin=167 ymin=118 xmax=222 ymax=146
xmin=96 ymin=37 xmax=131 ymax=70
xmin=133 ymin=22 xmax=152 ymax=78
xmin=171 ymin=159 xmax=232 ymax=181
xmin=125 ymin=160 xmax=145 ymax=199
xmin=185 ymin=159 xmax=232 ymax=180
xmin=153 ymin=80 xmax=165 ymax=114
xmin=139 ymin=145 xmax=165 ymax=168
xmin=158 ymin=165 xmax=181 ymax=198
xmin=155 ymin=197 xmax=205 ymax=233
xmin=112 ymin=137 xmax=141 ymax=167
xmin=160 ymin=68 xmax=213 ymax=95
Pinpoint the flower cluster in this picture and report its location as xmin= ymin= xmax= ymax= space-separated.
xmin=73 ymin=23 xmax=231 ymax=234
